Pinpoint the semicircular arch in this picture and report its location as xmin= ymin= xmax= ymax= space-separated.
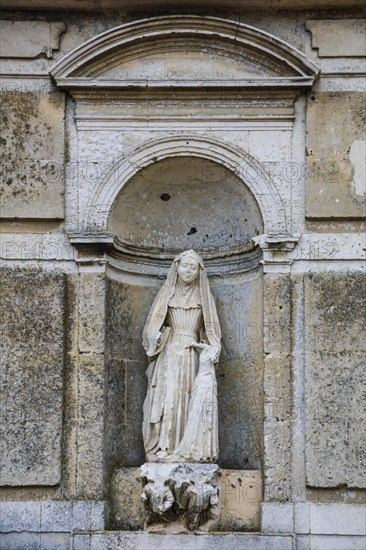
xmin=83 ymin=136 xmax=287 ymax=236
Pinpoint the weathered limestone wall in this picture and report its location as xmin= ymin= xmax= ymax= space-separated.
xmin=0 ymin=269 xmax=65 ymax=486
xmin=1 ymin=90 xmax=65 ymax=219
xmin=0 ymin=6 xmax=365 ymax=549
xmin=304 ymin=272 xmax=366 ymax=488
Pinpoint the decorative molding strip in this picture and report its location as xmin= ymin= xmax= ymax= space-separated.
xmin=67 ymin=232 xmax=262 ymax=277
xmin=75 ymin=117 xmax=294 ymax=132
xmin=56 ymin=77 xmax=317 ymax=90
xmin=108 ymin=245 xmax=263 ymax=279
xmin=71 ymin=88 xmax=300 ymax=100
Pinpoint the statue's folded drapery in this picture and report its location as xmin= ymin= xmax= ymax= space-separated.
xmin=142 ymin=250 xmax=221 ymax=463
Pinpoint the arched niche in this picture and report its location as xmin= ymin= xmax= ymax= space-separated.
xmin=53 ymin=14 xmax=318 ymax=506
xmin=108 ymin=156 xmax=263 ymax=257
xmin=104 ymin=156 xmax=264 ymax=475
xmin=52 ymin=15 xmax=318 ymax=242
xmin=82 ymin=136 xmax=287 ymax=239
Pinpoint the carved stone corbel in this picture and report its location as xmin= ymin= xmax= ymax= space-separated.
xmin=140 ymin=463 xmax=221 ymax=531
xmin=253 ymin=233 xmax=301 ymax=273
xmin=68 ymin=232 xmax=114 ymax=266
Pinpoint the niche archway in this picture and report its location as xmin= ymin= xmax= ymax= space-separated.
xmin=108 ymin=155 xmax=263 ymax=258
xmin=51 ymin=12 xmax=320 ymax=526
xmin=104 ymin=155 xmax=264 ymax=475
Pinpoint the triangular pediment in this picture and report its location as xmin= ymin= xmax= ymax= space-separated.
xmin=51 ymin=16 xmax=319 ymax=90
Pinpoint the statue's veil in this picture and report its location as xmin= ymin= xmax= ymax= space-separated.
xmin=142 ymin=250 xmax=221 ymax=355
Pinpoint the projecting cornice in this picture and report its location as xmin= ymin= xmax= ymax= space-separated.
xmin=50 ymin=16 xmax=319 ymax=91
xmin=2 ymin=0 xmax=364 ymax=10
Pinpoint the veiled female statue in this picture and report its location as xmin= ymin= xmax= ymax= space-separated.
xmin=142 ymin=250 xmax=221 ymax=463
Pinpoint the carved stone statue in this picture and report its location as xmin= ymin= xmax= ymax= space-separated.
xmin=142 ymin=249 xmax=221 ymax=463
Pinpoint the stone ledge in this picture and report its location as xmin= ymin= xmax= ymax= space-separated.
xmin=296 ymin=534 xmax=366 ymax=550
xmin=0 ymin=500 xmax=105 ymax=533
xmin=309 ymin=504 xmax=366 ymax=536
xmin=0 ymin=532 xmax=71 ymax=550
xmin=78 ymin=532 xmax=293 ymax=550
xmin=262 ymin=502 xmax=366 ymax=536
xmin=1 ymin=0 xmax=365 ymax=9
xmin=261 ymin=502 xmax=294 ymax=533
xmin=1 ymin=531 xmax=365 ymax=550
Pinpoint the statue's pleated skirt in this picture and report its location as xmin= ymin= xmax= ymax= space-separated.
xmin=143 ymin=306 xmax=202 ymax=456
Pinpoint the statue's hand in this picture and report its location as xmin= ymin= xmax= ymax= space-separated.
xmin=187 ymin=343 xmax=220 ymax=363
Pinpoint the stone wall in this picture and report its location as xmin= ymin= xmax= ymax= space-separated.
xmin=0 ymin=269 xmax=65 ymax=486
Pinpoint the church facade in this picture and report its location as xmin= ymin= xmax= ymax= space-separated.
xmin=0 ymin=2 xmax=365 ymax=549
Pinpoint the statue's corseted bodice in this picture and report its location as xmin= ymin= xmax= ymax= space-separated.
xmin=166 ymin=307 xmax=203 ymax=341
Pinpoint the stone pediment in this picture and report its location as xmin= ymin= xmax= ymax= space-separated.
xmin=51 ymin=16 xmax=319 ymax=90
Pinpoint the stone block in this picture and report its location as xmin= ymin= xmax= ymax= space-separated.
xmin=0 ymin=501 xmax=41 ymax=532
xmin=109 ymin=468 xmax=144 ymax=530
xmin=308 ymin=535 xmax=366 ymax=550
xmin=76 ymin=353 xmax=105 ymax=499
xmin=304 ymin=273 xmax=366 ymax=488
xmin=306 ymin=20 xmax=366 ymax=57
xmin=90 ymin=501 xmax=105 ymax=530
xmin=0 ymin=21 xmax=65 ymax=58
xmin=72 ymin=500 xmax=105 ymax=531
xmin=294 ymin=503 xmax=310 ymax=534
xmin=306 ymin=92 xmax=366 ymax=219
xmin=0 ymin=269 xmax=65 ymax=486
xmin=296 ymin=535 xmax=311 ymax=550
xmin=62 ymin=274 xmax=79 ymax=499
xmin=219 ymin=470 xmax=261 ymax=531
xmin=261 ymin=502 xmax=294 ymax=533
xmin=310 ymin=504 xmax=366 ymax=536
xmin=72 ymin=502 xmax=92 ymax=532
xmin=262 ymin=274 xmax=292 ymax=501
xmin=79 ymin=272 xmax=106 ymax=353
xmin=263 ymin=274 xmax=291 ymax=356
xmin=0 ymin=533 xmax=40 ymax=550
xmin=40 ymin=501 xmax=72 ymax=532
xmin=73 ymin=534 xmax=91 ymax=550
xmin=1 ymin=533 xmax=71 ymax=550
xmin=0 ymin=91 xmax=65 ymax=219
xmin=39 ymin=533 xmax=71 ymax=550
xmin=88 ymin=532 xmax=294 ymax=550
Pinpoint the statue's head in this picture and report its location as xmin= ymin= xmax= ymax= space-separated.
xmin=176 ymin=249 xmax=202 ymax=284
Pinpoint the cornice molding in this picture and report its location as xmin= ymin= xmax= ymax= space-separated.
xmin=253 ymin=233 xmax=301 ymax=272
xmin=50 ymin=16 xmax=319 ymax=90
xmin=67 ymin=232 xmax=263 ymax=277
